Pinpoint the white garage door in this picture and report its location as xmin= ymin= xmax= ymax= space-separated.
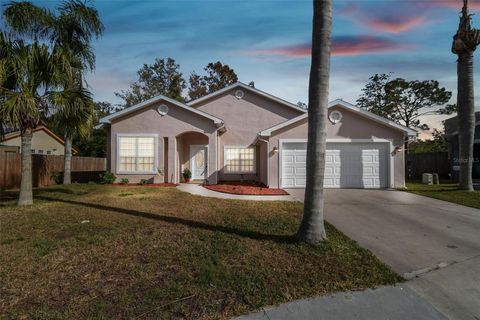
xmin=281 ymin=142 xmax=389 ymax=189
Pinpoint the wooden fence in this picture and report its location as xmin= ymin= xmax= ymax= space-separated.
xmin=0 ymin=154 xmax=106 ymax=190
xmin=407 ymin=152 xmax=451 ymax=180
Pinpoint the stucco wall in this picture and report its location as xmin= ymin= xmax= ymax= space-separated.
xmin=2 ymin=130 xmax=65 ymax=155
xmin=108 ymin=100 xmax=218 ymax=184
xmin=267 ymin=105 xmax=407 ymax=188
xmin=193 ymin=88 xmax=304 ymax=181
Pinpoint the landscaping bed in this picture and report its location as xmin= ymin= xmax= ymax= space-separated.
xmin=0 ymin=184 xmax=401 ymax=319
xmin=405 ymin=182 xmax=480 ymax=209
xmin=203 ymin=181 xmax=289 ymax=195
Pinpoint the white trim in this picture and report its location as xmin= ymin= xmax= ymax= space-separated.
xmin=116 ymin=134 xmax=159 ymax=175
xmin=187 ymin=82 xmax=308 ymax=113
xmin=189 ymin=144 xmax=209 ymax=180
xmin=278 ymin=138 xmax=395 ymax=189
xmin=100 ymin=95 xmax=224 ymax=125
xmin=259 ymin=100 xmax=417 ymax=137
xmin=223 ymin=145 xmax=257 ymax=174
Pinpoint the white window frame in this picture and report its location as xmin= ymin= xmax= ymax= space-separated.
xmin=223 ymin=145 xmax=256 ymax=174
xmin=116 ymin=134 xmax=158 ymax=174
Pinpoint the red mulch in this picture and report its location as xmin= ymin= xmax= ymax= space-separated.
xmin=110 ymin=183 xmax=178 ymax=187
xmin=203 ymin=181 xmax=288 ymax=196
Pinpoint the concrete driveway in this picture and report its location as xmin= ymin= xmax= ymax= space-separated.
xmin=287 ymin=188 xmax=480 ymax=320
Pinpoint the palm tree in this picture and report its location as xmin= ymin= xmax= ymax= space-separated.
xmin=50 ymin=82 xmax=94 ymax=184
xmin=452 ymin=0 xmax=480 ymax=191
xmin=5 ymin=0 xmax=103 ymax=184
xmin=297 ymin=0 xmax=332 ymax=244
xmin=0 ymin=35 xmax=57 ymax=205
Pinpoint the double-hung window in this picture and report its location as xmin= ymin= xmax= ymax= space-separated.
xmin=224 ymin=147 xmax=255 ymax=174
xmin=118 ymin=136 xmax=156 ymax=173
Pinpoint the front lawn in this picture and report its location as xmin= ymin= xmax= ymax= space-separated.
xmin=405 ymin=182 xmax=480 ymax=209
xmin=0 ymin=185 xmax=401 ymax=319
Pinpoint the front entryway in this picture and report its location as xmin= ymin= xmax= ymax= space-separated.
xmin=190 ymin=145 xmax=208 ymax=180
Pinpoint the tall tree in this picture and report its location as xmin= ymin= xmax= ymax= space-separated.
xmin=115 ymin=57 xmax=186 ymax=107
xmin=187 ymin=61 xmax=238 ymax=100
xmin=297 ymin=0 xmax=332 ymax=244
xmin=0 ymin=36 xmax=59 ymax=205
xmin=452 ymin=0 xmax=480 ymax=191
xmin=4 ymin=0 xmax=103 ymax=185
xmin=357 ymin=73 xmax=453 ymax=130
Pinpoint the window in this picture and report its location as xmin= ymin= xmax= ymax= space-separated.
xmin=47 ymin=150 xmax=51 ymax=155
xmin=38 ymin=150 xmax=44 ymax=154
xmin=31 ymin=149 xmax=35 ymax=154
xmin=118 ymin=136 xmax=156 ymax=173
xmin=224 ymin=147 xmax=255 ymax=173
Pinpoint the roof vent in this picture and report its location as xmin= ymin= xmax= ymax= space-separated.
xmin=235 ymin=90 xmax=245 ymax=99
xmin=157 ymin=104 xmax=169 ymax=116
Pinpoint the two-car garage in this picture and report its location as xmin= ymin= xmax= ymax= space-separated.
xmin=280 ymin=141 xmax=391 ymax=189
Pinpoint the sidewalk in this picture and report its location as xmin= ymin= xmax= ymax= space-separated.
xmin=235 ymin=285 xmax=446 ymax=320
xmin=176 ymin=183 xmax=296 ymax=201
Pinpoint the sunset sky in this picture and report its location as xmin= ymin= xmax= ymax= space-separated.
xmin=21 ymin=1 xmax=480 ymax=137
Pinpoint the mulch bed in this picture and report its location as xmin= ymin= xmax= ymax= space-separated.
xmin=204 ymin=181 xmax=289 ymax=195
xmin=110 ymin=183 xmax=178 ymax=187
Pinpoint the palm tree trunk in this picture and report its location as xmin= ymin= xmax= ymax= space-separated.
xmin=457 ymin=52 xmax=475 ymax=191
xmin=18 ymin=129 xmax=33 ymax=206
xmin=63 ymin=134 xmax=72 ymax=184
xmin=297 ymin=0 xmax=332 ymax=244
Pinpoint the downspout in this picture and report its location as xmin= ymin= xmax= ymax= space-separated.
xmin=257 ymin=137 xmax=270 ymax=187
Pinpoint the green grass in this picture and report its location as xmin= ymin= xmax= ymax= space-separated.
xmin=405 ymin=182 xmax=480 ymax=209
xmin=0 ymin=184 xmax=401 ymax=319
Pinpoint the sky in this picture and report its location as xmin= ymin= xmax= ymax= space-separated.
xmin=5 ymin=0 xmax=480 ymax=138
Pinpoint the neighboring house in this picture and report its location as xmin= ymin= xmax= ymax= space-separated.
xmin=99 ymin=82 xmax=416 ymax=189
xmin=0 ymin=126 xmax=78 ymax=156
xmin=444 ymin=112 xmax=480 ymax=181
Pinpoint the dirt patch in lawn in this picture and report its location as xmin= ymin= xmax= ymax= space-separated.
xmin=204 ymin=181 xmax=289 ymax=195
xmin=0 ymin=184 xmax=401 ymax=319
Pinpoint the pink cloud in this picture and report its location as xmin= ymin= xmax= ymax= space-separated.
xmin=433 ymin=0 xmax=480 ymax=10
xmin=363 ymin=16 xmax=427 ymax=34
xmin=249 ymin=36 xmax=414 ymax=58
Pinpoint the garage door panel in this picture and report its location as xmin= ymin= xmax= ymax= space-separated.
xmin=281 ymin=142 xmax=389 ymax=189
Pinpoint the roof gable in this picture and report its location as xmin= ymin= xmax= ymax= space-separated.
xmin=99 ymin=95 xmax=224 ymax=126
xmin=258 ymin=99 xmax=417 ymax=137
xmin=1 ymin=126 xmax=78 ymax=153
xmin=187 ymin=82 xmax=308 ymax=114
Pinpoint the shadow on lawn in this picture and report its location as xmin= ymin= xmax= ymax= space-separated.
xmin=35 ymin=195 xmax=297 ymax=244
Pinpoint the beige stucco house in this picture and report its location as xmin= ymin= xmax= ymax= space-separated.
xmin=0 ymin=126 xmax=77 ymax=156
xmin=99 ymin=82 xmax=416 ymax=189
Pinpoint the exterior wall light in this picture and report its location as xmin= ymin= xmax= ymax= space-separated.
xmin=273 ymin=146 xmax=279 ymax=153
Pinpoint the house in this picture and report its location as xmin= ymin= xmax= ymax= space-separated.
xmin=99 ymin=82 xmax=416 ymax=189
xmin=0 ymin=126 xmax=78 ymax=156
xmin=444 ymin=111 xmax=480 ymax=181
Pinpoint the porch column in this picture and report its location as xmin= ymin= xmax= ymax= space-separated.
xmin=208 ymin=132 xmax=217 ymax=184
xmin=168 ymin=136 xmax=176 ymax=183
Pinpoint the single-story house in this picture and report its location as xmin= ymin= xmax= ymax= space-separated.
xmin=99 ymin=82 xmax=416 ymax=189
xmin=0 ymin=126 xmax=78 ymax=156
xmin=444 ymin=111 xmax=480 ymax=181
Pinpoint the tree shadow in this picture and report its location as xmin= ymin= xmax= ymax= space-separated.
xmin=35 ymin=195 xmax=297 ymax=244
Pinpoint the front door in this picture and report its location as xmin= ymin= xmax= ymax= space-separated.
xmin=190 ymin=145 xmax=208 ymax=180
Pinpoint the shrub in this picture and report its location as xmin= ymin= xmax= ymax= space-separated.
xmin=120 ymin=178 xmax=129 ymax=185
xmin=50 ymin=171 xmax=64 ymax=184
xmin=100 ymin=171 xmax=116 ymax=184
xmin=138 ymin=179 xmax=148 ymax=185
xmin=182 ymin=168 xmax=192 ymax=180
